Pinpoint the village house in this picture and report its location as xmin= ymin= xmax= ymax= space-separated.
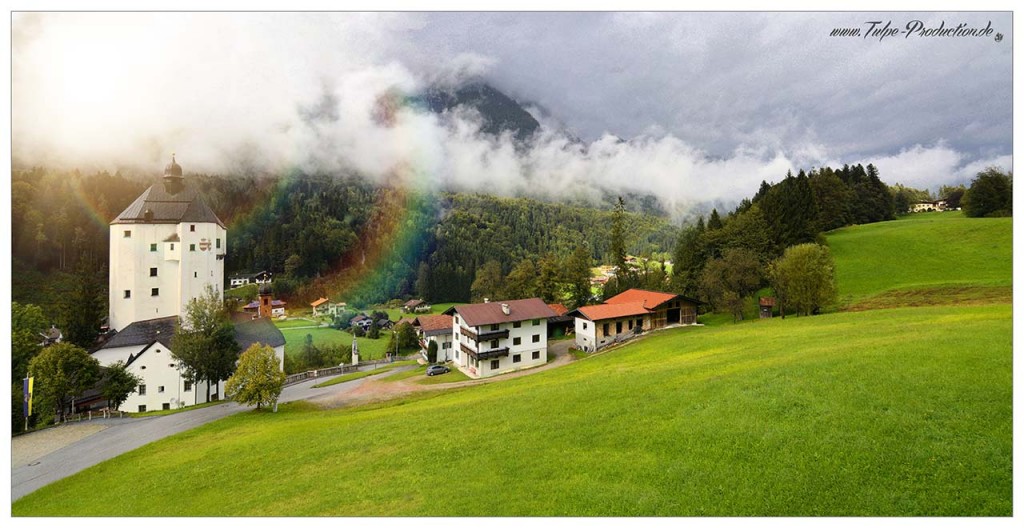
xmin=351 ymin=314 xmax=374 ymax=332
xmin=228 ymin=270 xmax=272 ymax=288
xmin=444 ymin=298 xmax=557 ymax=379
xmin=39 ymin=325 xmax=63 ymax=347
xmin=93 ymin=156 xmax=285 ymax=412
xmin=911 ymin=200 xmax=948 ymax=213
xmin=402 ymin=299 xmax=432 ymax=314
xmin=569 ymin=288 xmax=701 ymax=352
xmin=310 ymin=297 xmax=329 ymax=317
xmin=243 ymin=285 xmax=287 ymax=318
xmin=414 ymin=314 xmax=454 ymax=362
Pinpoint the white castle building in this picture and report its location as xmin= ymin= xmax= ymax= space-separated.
xmin=93 ymin=156 xmax=284 ymax=413
xmin=107 ymin=155 xmax=226 ymax=330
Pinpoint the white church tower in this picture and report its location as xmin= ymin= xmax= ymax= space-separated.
xmin=108 ymin=155 xmax=226 ymax=331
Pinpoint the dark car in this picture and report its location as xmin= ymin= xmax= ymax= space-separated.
xmin=426 ymin=365 xmax=450 ymax=376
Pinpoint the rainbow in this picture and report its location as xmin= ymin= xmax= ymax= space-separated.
xmin=231 ymin=89 xmax=441 ymax=307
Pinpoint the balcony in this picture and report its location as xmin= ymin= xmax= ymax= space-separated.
xmin=461 ymin=343 xmax=510 ymax=360
xmin=476 ymin=328 xmax=509 ymax=341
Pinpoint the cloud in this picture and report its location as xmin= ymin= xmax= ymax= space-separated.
xmin=11 ymin=12 xmax=1012 ymax=218
xmin=856 ymin=143 xmax=1013 ymax=191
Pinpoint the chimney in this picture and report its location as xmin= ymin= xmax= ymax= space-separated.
xmin=501 ymin=303 xmax=510 ymax=315
xmin=258 ymin=283 xmax=273 ymax=319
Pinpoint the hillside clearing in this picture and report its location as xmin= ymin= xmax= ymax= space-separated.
xmin=827 ymin=212 xmax=1011 ymax=307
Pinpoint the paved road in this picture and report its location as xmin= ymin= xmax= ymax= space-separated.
xmin=10 ymin=363 xmax=410 ymax=502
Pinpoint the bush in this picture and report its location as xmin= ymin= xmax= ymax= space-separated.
xmin=427 ymin=341 xmax=438 ymax=363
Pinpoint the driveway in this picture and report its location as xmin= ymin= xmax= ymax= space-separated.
xmin=11 ymin=341 xmax=577 ymax=502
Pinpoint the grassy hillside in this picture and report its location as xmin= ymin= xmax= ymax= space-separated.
xmin=827 ymin=212 xmax=1011 ymax=308
xmin=13 ymin=304 xmax=1011 ymax=516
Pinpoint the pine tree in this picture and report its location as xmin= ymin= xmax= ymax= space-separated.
xmin=566 ymin=245 xmax=594 ymax=309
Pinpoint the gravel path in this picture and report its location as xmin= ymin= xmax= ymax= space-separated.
xmin=10 ymin=342 xmax=576 ymax=502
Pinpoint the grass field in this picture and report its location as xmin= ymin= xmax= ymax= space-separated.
xmin=827 ymin=212 xmax=1011 ymax=307
xmin=12 ymin=303 xmax=1011 ymax=516
xmin=278 ymin=327 xmax=395 ymax=361
xmin=378 ymin=302 xmax=461 ymax=322
xmin=311 ymin=361 xmax=418 ymax=388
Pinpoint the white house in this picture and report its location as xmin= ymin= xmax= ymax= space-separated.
xmin=413 ymin=314 xmax=454 ymax=362
xmin=445 ymin=298 xmax=557 ymax=378
xmin=911 ymin=200 xmax=948 ymax=213
xmin=228 ymin=270 xmax=272 ymax=288
xmin=94 ymin=156 xmax=285 ymax=412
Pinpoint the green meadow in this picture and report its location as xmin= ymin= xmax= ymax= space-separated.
xmin=11 ymin=213 xmax=1012 ymax=516
xmin=827 ymin=212 xmax=1011 ymax=308
xmin=12 ymin=304 xmax=1011 ymax=516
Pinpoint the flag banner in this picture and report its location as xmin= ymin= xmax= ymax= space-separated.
xmin=23 ymin=378 xmax=29 ymax=417
xmin=27 ymin=377 xmax=34 ymax=417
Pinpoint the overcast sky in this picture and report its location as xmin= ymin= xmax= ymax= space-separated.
xmin=11 ymin=11 xmax=1012 ymax=214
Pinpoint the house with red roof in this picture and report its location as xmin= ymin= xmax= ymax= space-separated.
xmin=568 ymin=288 xmax=701 ymax=352
xmin=444 ymin=298 xmax=557 ymax=378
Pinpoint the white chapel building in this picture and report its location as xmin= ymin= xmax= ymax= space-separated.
xmin=93 ymin=156 xmax=284 ymax=412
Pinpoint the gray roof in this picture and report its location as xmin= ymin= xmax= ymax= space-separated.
xmin=112 ymin=178 xmax=225 ymax=228
xmin=98 ymin=315 xmax=284 ymax=359
xmin=97 ymin=317 xmax=178 ymax=351
xmin=234 ymin=317 xmax=286 ymax=350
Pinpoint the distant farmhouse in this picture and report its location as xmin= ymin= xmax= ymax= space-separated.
xmin=911 ymin=200 xmax=948 ymax=213
xmin=228 ymin=270 xmax=272 ymax=288
xmin=445 ymin=298 xmax=557 ymax=378
xmin=402 ymin=299 xmax=432 ymax=314
xmin=569 ymin=289 xmax=701 ymax=352
xmin=92 ymin=156 xmax=285 ymax=413
xmin=311 ymin=297 xmax=346 ymax=318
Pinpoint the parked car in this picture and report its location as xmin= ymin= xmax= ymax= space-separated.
xmin=426 ymin=365 xmax=450 ymax=376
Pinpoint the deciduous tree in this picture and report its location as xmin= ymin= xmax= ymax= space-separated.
xmin=27 ymin=342 xmax=101 ymax=423
xmin=963 ymin=167 xmax=1012 ymax=218
xmin=101 ymin=361 xmax=142 ymax=411
xmin=171 ymin=285 xmax=240 ymax=401
xmin=226 ymin=343 xmax=285 ymax=410
xmin=698 ymin=248 xmax=762 ymax=322
xmin=12 ymin=302 xmax=47 ymax=382
xmin=769 ymin=243 xmax=838 ymax=317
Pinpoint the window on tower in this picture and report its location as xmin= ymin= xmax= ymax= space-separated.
xmin=124 ymin=290 xmax=131 ymax=299
xmin=151 ymin=288 xmax=159 ymax=296
xmin=216 ymin=238 xmax=221 ymax=249
xmin=189 ymin=244 xmax=196 ymax=251
xmin=123 ymin=230 xmax=131 ymax=238
xmin=190 ymin=225 xmax=196 ymax=232
xmin=150 ymin=267 xmax=158 ymax=277
xmin=150 ymin=243 xmax=157 ymax=252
